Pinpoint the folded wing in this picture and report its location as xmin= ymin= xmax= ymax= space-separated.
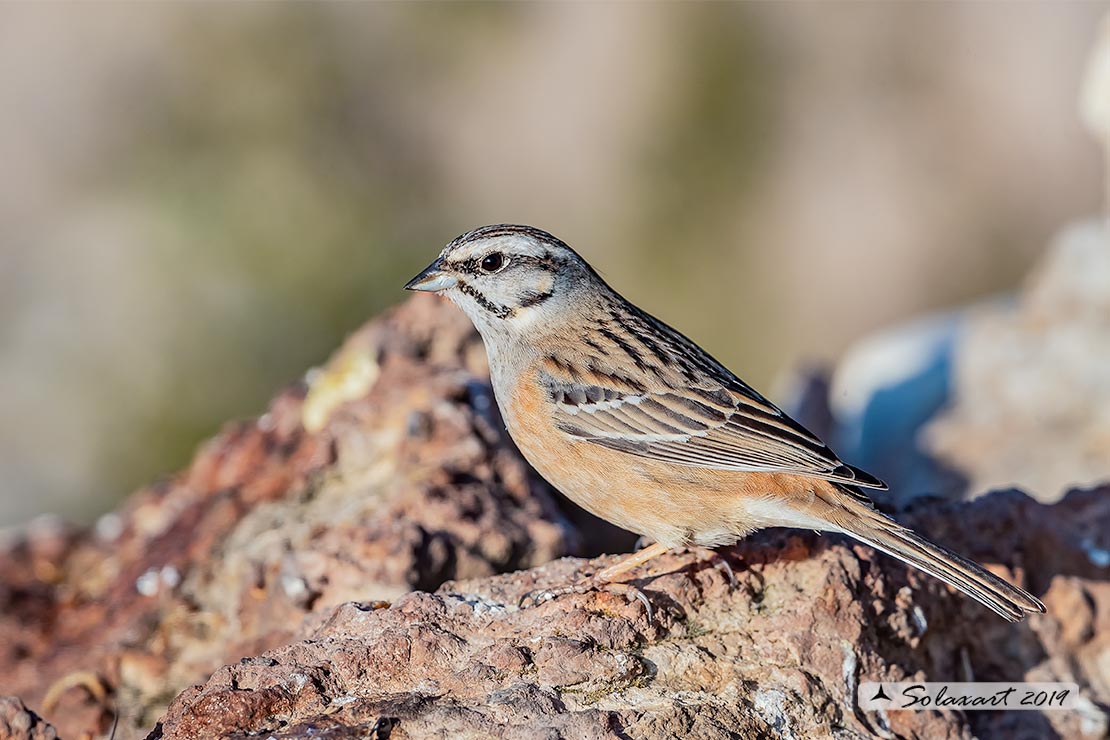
xmin=543 ymin=367 xmax=886 ymax=490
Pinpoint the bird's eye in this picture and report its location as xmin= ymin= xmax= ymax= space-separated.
xmin=480 ymin=252 xmax=506 ymax=273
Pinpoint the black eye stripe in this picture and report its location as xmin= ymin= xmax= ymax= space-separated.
xmin=443 ymin=225 xmax=609 ymax=285
xmin=457 ymin=281 xmax=514 ymax=319
xmin=514 ymin=253 xmax=561 ymax=272
xmin=488 ymin=254 xmax=558 ymax=271
xmin=452 ymin=260 xmax=481 ymax=277
xmin=518 ymin=289 xmax=554 ymax=308
xmin=449 ymin=253 xmax=563 ymax=276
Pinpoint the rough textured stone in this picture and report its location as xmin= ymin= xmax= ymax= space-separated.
xmin=0 ymin=698 xmax=58 ymax=740
xmin=152 ymin=488 xmax=1110 ymax=740
xmin=3 ymin=293 xmax=1110 ymax=740
xmin=925 ymin=222 xmax=1110 ymax=502
xmin=0 ymin=295 xmax=621 ymax=740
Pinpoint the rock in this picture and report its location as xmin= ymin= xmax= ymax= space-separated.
xmin=0 ymin=295 xmax=626 ymax=740
xmin=827 ymin=222 xmax=1110 ymax=505
xmin=825 ymin=312 xmax=966 ymax=505
xmin=924 ymin=222 xmax=1110 ymax=502
xmin=150 ymin=487 xmax=1110 ymax=740
xmin=0 ymin=697 xmax=59 ymax=740
xmin=4 ymin=293 xmax=1110 ymax=740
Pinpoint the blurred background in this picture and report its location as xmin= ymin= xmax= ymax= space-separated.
xmin=0 ymin=2 xmax=1103 ymax=527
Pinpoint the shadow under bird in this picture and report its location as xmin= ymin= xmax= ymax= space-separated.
xmin=405 ymin=224 xmax=1045 ymax=622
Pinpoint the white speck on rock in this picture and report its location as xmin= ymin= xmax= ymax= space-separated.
xmin=284 ymin=672 xmax=309 ymax=692
xmin=841 ymin=640 xmax=858 ymax=698
xmin=445 ymin=592 xmax=507 ymax=615
xmin=160 ymin=565 xmax=181 ymax=589
xmin=911 ymin=605 xmax=928 ymax=635
xmin=94 ymin=513 xmax=124 ymax=542
xmin=752 ymin=689 xmax=792 ymax=739
xmin=257 ymin=412 xmax=276 ymax=432
xmin=282 ymin=574 xmax=310 ymax=600
xmin=1075 ymin=693 xmax=1109 ymax=737
xmin=136 ymin=568 xmax=160 ymax=596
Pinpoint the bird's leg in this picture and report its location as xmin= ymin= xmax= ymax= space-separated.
xmin=592 ymin=541 xmax=671 ymax=582
xmin=520 ymin=542 xmax=671 ymax=620
xmin=638 ymin=539 xmax=735 ymax=587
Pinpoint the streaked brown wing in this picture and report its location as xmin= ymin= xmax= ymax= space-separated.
xmin=542 ymin=370 xmax=886 ymax=490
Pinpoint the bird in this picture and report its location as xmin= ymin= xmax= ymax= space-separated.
xmin=404 ymin=224 xmax=1045 ymax=622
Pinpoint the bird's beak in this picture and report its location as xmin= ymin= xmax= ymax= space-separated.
xmin=404 ymin=259 xmax=458 ymax=293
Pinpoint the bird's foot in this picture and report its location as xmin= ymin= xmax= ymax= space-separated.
xmin=702 ymin=549 xmax=737 ymax=588
xmin=519 ymin=576 xmax=654 ymax=621
xmin=675 ymin=547 xmax=739 ymax=589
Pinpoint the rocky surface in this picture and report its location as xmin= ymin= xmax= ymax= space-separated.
xmin=826 ymin=222 xmax=1110 ymax=507
xmin=924 ymin=222 xmax=1110 ymax=503
xmin=0 ymin=698 xmax=58 ymax=740
xmin=1 ymin=293 xmax=1109 ymax=740
xmin=0 ymin=295 xmax=626 ymax=740
xmin=151 ymin=486 xmax=1110 ymax=740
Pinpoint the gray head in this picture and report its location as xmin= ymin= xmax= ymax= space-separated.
xmin=404 ymin=224 xmax=607 ymax=338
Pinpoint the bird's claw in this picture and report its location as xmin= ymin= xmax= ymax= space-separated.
xmin=518 ymin=587 xmax=560 ymax=609
xmin=600 ymin=581 xmax=654 ymax=621
xmin=710 ymin=553 xmax=737 ymax=588
xmin=519 ymin=578 xmax=654 ymax=621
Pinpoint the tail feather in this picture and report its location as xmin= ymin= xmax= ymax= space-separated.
xmin=822 ymin=487 xmax=1045 ymax=622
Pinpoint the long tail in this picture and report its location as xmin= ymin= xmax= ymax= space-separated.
xmin=818 ymin=485 xmax=1045 ymax=622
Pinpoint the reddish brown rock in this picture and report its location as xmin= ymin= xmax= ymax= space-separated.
xmin=0 ymin=295 xmax=611 ymax=740
xmin=0 ymin=698 xmax=58 ymax=740
xmin=2 ymin=294 xmax=1109 ymax=740
xmin=152 ymin=488 xmax=1110 ymax=740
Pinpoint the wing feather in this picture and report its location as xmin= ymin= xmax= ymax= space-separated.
xmin=544 ymin=370 xmax=886 ymax=490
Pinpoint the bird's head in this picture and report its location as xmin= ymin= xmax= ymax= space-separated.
xmin=404 ymin=224 xmax=605 ymax=339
